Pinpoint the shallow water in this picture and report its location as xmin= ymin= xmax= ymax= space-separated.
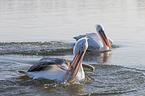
xmin=1 ymin=0 xmax=145 ymax=96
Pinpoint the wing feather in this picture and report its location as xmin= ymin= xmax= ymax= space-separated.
xmin=28 ymin=58 xmax=67 ymax=72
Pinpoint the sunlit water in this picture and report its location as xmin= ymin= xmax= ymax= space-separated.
xmin=0 ymin=0 xmax=145 ymax=96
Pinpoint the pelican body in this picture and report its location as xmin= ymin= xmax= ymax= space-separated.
xmin=74 ymin=24 xmax=113 ymax=52
xmin=22 ymin=37 xmax=89 ymax=83
xmin=27 ymin=58 xmax=69 ymax=81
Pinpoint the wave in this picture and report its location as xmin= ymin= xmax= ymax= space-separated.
xmin=0 ymin=41 xmax=73 ymax=55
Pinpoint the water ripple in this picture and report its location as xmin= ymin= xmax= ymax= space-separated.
xmin=0 ymin=41 xmax=72 ymax=55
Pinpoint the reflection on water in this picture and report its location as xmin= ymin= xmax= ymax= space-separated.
xmin=84 ymin=51 xmax=111 ymax=63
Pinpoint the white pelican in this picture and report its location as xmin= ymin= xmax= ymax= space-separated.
xmin=74 ymin=24 xmax=113 ymax=52
xmin=18 ymin=37 xmax=91 ymax=83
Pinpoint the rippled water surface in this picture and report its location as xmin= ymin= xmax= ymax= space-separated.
xmin=1 ymin=0 xmax=145 ymax=96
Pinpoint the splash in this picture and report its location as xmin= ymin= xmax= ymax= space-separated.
xmin=0 ymin=41 xmax=72 ymax=55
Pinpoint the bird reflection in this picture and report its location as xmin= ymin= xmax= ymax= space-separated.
xmin=83 ymin=51 xmax=111 ymax=63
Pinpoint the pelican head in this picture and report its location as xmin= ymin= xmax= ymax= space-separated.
xmin=64 ymin=37 xmax=88 ymax=82
xmin=96 ymin=24 xmax=111 ymax=48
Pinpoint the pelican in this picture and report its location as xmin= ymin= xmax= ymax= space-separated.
xmin=18 ymin=37 xmax=91 ymax=83
xmin=73 ymin=24 xmax=113 ymax=52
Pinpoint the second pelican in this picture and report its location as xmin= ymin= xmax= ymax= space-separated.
xmin=74 ymin=24 xmax=113 ymax=52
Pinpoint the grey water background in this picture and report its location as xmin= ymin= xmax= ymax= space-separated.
xmin=0 ymin=0 xmax=145 ymax=95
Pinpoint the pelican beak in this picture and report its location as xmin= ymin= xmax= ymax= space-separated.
xmin=99 ymin=30 xmax=111 ymax=48
xmin=64 ymin=50 xmax=84 ymax=82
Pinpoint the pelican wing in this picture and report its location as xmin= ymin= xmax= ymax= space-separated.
xmin=28 ymin=58 xmax=68 ymax=72
xmin=82 ymin=63 xmax=95 ymax=71
xmin=74 ymin=35 xmax=87 ymax=41
xmin=74 ymin=33 xmax=102 ymax=50
xmin=87 ymin=33 xmax=102 ymax=45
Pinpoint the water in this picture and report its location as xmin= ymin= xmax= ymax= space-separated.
xmin=0 ymin=0 xmax=145 ymax=95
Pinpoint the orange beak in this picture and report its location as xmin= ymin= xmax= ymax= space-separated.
xmin=64 ymin=51 xmax=83 ymax=82
xmin=99 ymin=30 xmax=111 ymax=48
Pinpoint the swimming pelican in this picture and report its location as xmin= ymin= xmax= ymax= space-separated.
xmin=73 ymin=24 xmax=113 ymax=52
xmin=18 ymin=37 xmax=90 ymax=83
